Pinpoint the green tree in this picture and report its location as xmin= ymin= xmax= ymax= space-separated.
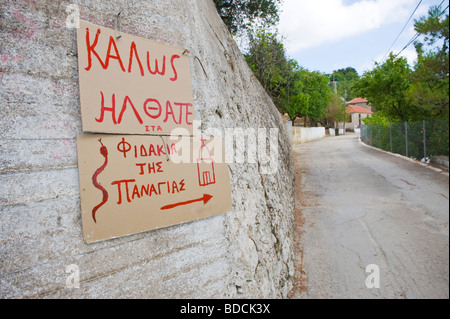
xmin=284 ymin=68 xmax=332 ymax=126
xmin=213 ymin=0 xmax=283 ymax=35
xmin=329 ymin=67 xmax=359 ymax=101
xmin=410 ymin=5 xmax=449 ymax=119
xmin=245 ymin=29 xmax=292 ymax=110
xmin=304 ymin=71 xmax=332 ymax=123
xmin=320 ymin=92 xmax=346 ymax=129
xmin=354 ymin=5 xmax=449 ymax=123
xmin=352 ymin=53 xmax=417 ymax=122
xmin=282 ymin=66 xmax=309 ymax=124
xmin=354 ymin=5 xmax=449 ymax=159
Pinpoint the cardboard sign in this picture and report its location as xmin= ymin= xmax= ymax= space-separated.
xmin=76 ymin=20 xmax=195 ymax=135
xmin=76 ymin=134 xmax=232 ymax=243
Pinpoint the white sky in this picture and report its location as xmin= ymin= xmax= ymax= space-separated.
xmin=278 ymin=0 xmax=448 ymax=74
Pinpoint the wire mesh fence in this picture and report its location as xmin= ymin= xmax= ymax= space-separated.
xmin=361 ymin=119 xmax=449 ymax=160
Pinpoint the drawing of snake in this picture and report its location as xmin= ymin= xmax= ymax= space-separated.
xmin=92 ymin=139 xmax=109 ymax=223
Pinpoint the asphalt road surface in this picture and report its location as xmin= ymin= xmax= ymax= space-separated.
xmin=291 ymin=134 xmax=449 ymax=299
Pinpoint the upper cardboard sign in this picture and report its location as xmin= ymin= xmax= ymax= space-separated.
xmin=76 ymin=20 xmax=195 ymax=135
xmin=77 ymin=134 xmax=232 ymax=244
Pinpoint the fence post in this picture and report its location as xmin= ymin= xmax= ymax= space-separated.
xmin=405 ymin=121 xmax=408 ymax=157
xmin=389 ymin=121 xmax=393 ymax=152
xmin=423 ymin=120 xmax=427 ymax=160
xmin=371 ymin=125 xmax=374 ymax=146
xmin=378 ymin=124 xmax=381 ymax=148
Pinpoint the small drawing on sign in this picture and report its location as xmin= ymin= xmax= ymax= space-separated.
xmin=197 ymin=139 xmax=216 ymax=187
xmin=91 ymin=139 xmax=109 ymax=223
xmin=161 ymin=194 xmax=213 ymax=211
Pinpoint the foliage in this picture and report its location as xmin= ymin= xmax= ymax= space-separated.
xmin=362 ymin=112 xmax=390 ymax=126
xmin=410 ymin=5 xmax=449 ymax=119
xmin=245 ymin=29 xmax=331 ymax=125
xmin=353 ymin=53 xmax=416 ymax=122
xmin=213 ymin=0 xmax=338 ymax=127
xmin=362 ymin=119 xmax=449 ymax=158
xmin=328 ymin=67 xmax=359 ymax=101
xmin=359 ymin=6 xmax=449 ymax=158
xmin=245 ymin=29 xmax=292 ymax=109
xmin=213 ymin=0 xmax=283 ymax=35
xmin=214 ymin=0 xmax=448 ymax=133
xmin=353 ymin=5 xmax=449 ymax=123
xmin=296 ymin=70 xmax=332 ymax=122
xmin=319 ymin=92 xmax=347 ymax=129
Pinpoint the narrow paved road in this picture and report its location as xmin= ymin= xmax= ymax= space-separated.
xmin=291 ymin=134 xmax=449 ymax=299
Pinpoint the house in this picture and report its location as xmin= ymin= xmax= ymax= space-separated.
xmin=345 ymin=98 xmax=373 ymax=131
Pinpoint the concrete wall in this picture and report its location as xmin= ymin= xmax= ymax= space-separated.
xmin=0 ymin=0 xmax=295 ymax=298
xmin=285 ymin=121 xmax=293 ymax=143
xmin=431 ymin=156 xmax=449 ymax=170
xmin=292 ymin=127 xmax=326 ymax=144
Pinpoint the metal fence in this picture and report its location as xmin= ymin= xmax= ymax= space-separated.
xmin=361 ymin=119 xmax=449 ymax=160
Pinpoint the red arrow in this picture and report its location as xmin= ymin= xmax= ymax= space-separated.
xmin=161 ymin=194 xmax=213 ymax=211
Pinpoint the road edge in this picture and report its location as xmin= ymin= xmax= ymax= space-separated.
xmin=359 ymin=138 xmax=449 ymax=177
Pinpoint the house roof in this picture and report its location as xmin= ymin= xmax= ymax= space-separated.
xmin=348 ymin=97 xmax=368 ymax=104
xmin=346 ymin=105 xmax=373 ymax=115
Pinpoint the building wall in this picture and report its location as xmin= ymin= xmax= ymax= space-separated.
xmin=348 ymin=113 xmax=371 ymax=130
xmin=0 ymin=0 xmax=295 ymax=298
xmin=346 ymin=102 xmax=373 ymax=131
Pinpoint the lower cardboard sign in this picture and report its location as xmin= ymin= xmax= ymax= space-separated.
xmin=76 ymin=134 xmax=232 ymax=244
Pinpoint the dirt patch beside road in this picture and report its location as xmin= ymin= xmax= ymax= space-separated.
xmin=289 ymin=152 xmax=308 ymax=298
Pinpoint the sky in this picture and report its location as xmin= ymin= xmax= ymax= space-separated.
xmin=278 ymin=0 xmax=449 ymax=75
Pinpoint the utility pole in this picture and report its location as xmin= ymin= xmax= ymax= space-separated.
xmin=342 ymin=89 xmax=347 ymax=135
xmin=333 ymin=74 xmax=337 ymax=94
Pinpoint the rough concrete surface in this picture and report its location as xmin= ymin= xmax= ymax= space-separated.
xmin=291 ymin=134 xmax=449 ymax=299
xmin=0 ymin=0 xmax=295 ymax=298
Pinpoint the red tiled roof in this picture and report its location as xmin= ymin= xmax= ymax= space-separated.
xmin=348 ymin=97 xmax=368 ymax=104
xmin=346 ymin=105 xmax=373 ymax=114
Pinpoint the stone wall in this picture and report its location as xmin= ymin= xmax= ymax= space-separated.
xmin=0 ymin=0 xmax=295 ymax=298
